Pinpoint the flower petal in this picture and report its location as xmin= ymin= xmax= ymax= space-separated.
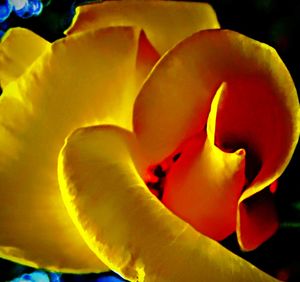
xmin=0 ymin=27 xmax=49 ymax=88
xmin=207 ymin=82 xmax=280 ymax=250
xmin=162 ymin=83 xmax=246 ymax=241
xmin=0 ymin=26 xmax=147 ymax=272
xmin=133 ymin=29 xmax=299 ymax=167
xmin=59 ymin=125 xmax=280 ymax=282
xmin=206 ymin=43 xmax=299 ymax=249
xmin=237 ymin=188 xmax=279 ymax=251
xmin=66 ymin=0 xmax=220 ymax=54
xmin=136 ymin=30 xmax=160 ymax=90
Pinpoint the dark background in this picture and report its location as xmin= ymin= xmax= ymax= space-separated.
xmin=0 ymin=0 xmax=299 ymax=281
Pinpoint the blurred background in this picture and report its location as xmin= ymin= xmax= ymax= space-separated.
xmin=0 ymin=0 xmax=299 ymax=281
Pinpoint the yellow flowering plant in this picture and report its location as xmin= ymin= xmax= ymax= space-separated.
xmin=0 ymin=1 xmax=299 ymax=281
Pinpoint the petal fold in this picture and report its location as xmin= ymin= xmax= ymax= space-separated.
xmin=59 ymin=125 xmax=280 ymax=282
xmin=211 ymin=84 xmax=280 ymax=249
xmin=0 ymin=27 xmax=49 ymax=88
xmin=66 ymin=0 xmax=220 ymax=54
xmin=237 ymin=188 xmax=279 ymax=251
xmin=162 ymin=83 xmax=246 ymax=241
xmin=0 ymin=26 xmax=146 ymax=272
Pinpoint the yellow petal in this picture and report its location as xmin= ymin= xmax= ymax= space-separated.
xmin=162 ymin=83 xmax=246 ymax=241
xmin=133 ymin=29 xmax=299 ymax=170
xmin=0 ymin=26 xmax=146 ymax=272
xmin=59 ymin=125 xmax=280 ymax=282
xmin=66 ymin=0 xmax=220 ymax=54
xmin=0 ymin=27 xmax=49 ymax=88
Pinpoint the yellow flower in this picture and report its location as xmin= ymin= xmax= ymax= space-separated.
xmin=0 ymin=1 xmax=299 ymax=281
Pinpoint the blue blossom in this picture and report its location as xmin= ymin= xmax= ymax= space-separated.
xmin=13 ymin=0 xmax=43 ymax=18
xmin=10 ymin=270 xmax=57 ymax=282
xmin=0 ymin=0 xmax=13 ymax=22
xmin=0 ymin=0 xmax=43 ymax=22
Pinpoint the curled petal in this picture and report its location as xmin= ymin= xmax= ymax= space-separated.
xmin=134 ymin=29 xmax=298 ymax=163
xmin=208 ymin=82 xmax=280 ymax=250
xmin=66 ymin=0 xmax=220 ymax=54
xmin=0 ymin=27 xmax=49 ymax=88
xmin=59 ymin=125 xmax=280 ymax=282
xmin=238 ymin=188 xmax=279 ymax=251
xmin=209 ymin=56 xmax=298 ymax=250
xmin=0 ymin=26 xmax=150 ymax=272
xmin=162 ymin=83 xmax=246 ymax=241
